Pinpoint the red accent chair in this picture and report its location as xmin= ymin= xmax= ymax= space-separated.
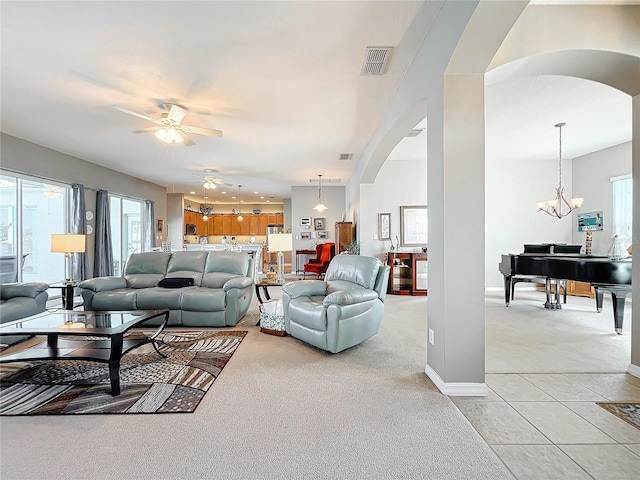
xmin=303 ymin=242 xmax=335 ymax=279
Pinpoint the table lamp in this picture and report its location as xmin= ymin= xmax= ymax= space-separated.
xmin=268 ymin=233 xmax=292 ymax=284
xmin=51 ymin=234 xmax=86 ymax=284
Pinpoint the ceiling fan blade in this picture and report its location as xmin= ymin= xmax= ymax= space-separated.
xmin=179 ymin=125 xmax=223 ymax=137
xmin=112 ymin=105 xmax=154 ymax=122
xmin=178 ymin=131 xmax=196 ymax=146
xmin=132 ymin=127 xmax=161 ymax=133
xmin=166 ymin=104 xmax=187 ymax=123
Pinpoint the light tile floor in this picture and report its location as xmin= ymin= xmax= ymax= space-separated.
xmin=452 ymin=373 xmax=640 ymax=479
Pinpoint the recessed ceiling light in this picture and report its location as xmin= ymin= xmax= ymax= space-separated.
xmin=221 ymin=191 xmax=227 ymax=194
xmin=254 ymin=191 xmax=258 ymax=194
xmin=231 ymin=196 xmax=236 ymax=199
xmin=266 ymin=200 xmax=270 ymax=203
xmin=189 ymin=191 xmax=195 ymax=195
xmin=204 ymin=196 xmax=208 ymax=199
xmin=260 ymin=196 xmax=264 ymax=199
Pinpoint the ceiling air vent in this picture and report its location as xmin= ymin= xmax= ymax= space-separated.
xmin=406 ymin=129 xmax=424 ymax=138
xmin=360 ymin=47 xmax=393 ymax=75
xmin=339 ymin=153 xmax=353 ymax=161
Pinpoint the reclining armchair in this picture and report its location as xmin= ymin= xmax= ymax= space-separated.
xmin=282 ymin=255 xmax=390 ymax=353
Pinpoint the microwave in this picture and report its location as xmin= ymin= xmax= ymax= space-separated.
xmin=185 ymin=224 xmax=197 ymax=235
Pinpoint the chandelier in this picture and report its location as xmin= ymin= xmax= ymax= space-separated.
xmin=537 ymin=122 xmax=583 ymax=219
xmin=313 ymin=174 xmax=328 ymax=212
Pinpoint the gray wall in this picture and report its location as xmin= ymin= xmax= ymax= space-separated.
xmin=360 ymin=158 xmax=427 ymax=263
xmin=290 ymin=184 xmax=346 ymax=252
xmin=571 ymin=142 xmax=632 ymax=254
xmin=1 ymin=133 xmax=168 ymax=273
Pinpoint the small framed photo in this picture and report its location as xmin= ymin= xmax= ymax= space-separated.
xmin=300 ymin=232 xmax=311 ymax=240
xmin=300 ymin=217 xmax=311 ymax=227
xmin=317 ymin=231 xmax=328 ymax=240
xmin=314 ymin=218 xmax=325 ymax=230
xmin=377 ymin=213 xmax=390 ymax=240
xmin=230 ymin=236 xmax=237 ymax=243
xmin=156 ymin=219 xmax=164 ymax=233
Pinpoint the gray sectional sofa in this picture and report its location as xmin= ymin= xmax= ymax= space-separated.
xmin=0 ymin=282 xmax=49 ymax=346
xmin=79 ymin=250 xmax=254 ymax=327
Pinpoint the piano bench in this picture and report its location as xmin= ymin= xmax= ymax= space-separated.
xmin=511 ymin=276 xmax=567 ymax=303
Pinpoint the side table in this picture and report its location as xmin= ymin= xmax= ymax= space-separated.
xmin=49 ymin=282 xmax=81 ymax=310
xmin=255 ymin=279 xmax=284 ymax=304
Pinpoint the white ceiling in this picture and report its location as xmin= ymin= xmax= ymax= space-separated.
xmin=0 ymin=1 xmax=633 ymax=204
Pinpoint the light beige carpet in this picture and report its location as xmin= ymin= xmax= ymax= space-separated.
xmin=0 ymin=294 xmax=514 ymax=480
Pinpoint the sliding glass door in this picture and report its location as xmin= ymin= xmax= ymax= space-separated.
xmin=110 ymin=196 xmax=143 ymax=276
xmin=0 ymin=173 xmax=67 ymax=284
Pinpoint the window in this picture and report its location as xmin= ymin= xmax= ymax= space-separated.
xmin=0 ymin=172 xmax=68 ymax=284
xmin=110 ymin=196 xmax=143 ymax=276
xmin=611 ymin=175 xmax=632 ymax=245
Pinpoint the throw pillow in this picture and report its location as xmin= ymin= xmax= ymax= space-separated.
xmin=158 ymin=277 xmax=194 ymax=288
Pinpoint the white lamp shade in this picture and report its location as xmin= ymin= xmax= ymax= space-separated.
xmin=268 ymin=233 xmax=293 ymax=252
xmin=51 ymin=234 xmax=86 ymax=253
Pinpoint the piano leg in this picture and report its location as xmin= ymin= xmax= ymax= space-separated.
xmin=544 ymin=278 xmax=562 ymax=309
xmin=593 ymin=284 xmax=632 ymax=335
xmin=504 ymin=276 xmax=512 ymax=306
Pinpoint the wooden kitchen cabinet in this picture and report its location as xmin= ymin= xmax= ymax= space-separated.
xmin=184 ymin=211 xmax=284 ymax=237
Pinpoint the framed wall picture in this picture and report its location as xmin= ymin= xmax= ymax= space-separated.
xmin=314 ymin=217 xmax=325 ymax=230
xmin=377 ymin=213 xmax=390 ymax=240
xmin=317 ymin=231 xmax=328 ymax=239
xmin=156 ymin=219 xmax=164 ymax=233
xmin=400 ymin=205 xmax=428 ymax=246
xmin=300 ymin=216 xmax=311 ymax=227
xmin=301 ymin=232 xmax=311 ymax=240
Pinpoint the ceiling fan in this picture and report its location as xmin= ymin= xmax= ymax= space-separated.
xmin=202 ymin=169 xmax=234 ymax=189
xmin=112 ymin=102 xmax=222 ymax=146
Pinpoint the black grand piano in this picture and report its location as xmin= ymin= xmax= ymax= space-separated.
xmin=499 ymin=244 xmax=632 ymax=334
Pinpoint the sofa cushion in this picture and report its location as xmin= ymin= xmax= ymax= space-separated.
xmin=91 ymin=289 xmax=139 ymax=310
xmin=165 ymin=251 xmax=208 ymax=286
xmin=181 ymin=288 xmax=226 ymax=312
xmin=124 ymin=252 xmax=172 ymax=288
xmin=136 ymin=286 xmax=196 ymax=310
xmin=202 ymin=251 xmax=250 ymax=288
xmin=324 ymin=255 xmax=381 ymax=290
xmin=288 ymin=296 xmax=327 ymax=331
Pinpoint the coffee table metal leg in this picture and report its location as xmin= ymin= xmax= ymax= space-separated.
xmin=147 ymin=310 xmax=170 ymax=358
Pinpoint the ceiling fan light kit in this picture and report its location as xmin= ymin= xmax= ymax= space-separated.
xmin=113 ymin=103 xmax=222 ymax=147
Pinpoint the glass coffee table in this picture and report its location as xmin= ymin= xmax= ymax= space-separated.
xmin=0 ymin=310 xmax=169 ymax=396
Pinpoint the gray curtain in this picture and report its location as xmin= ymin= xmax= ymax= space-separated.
xmin=71 ymin=183 xmax=88 ymax=281
xmin=144 ymin=200 xmax=155 ymax=252
xmin=94 ymin=190 xmax=114 ymax=277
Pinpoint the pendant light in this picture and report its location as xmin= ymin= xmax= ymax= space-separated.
xmin=536 ymin=122 xmax=584 ymax=218
xmin=202 ymin=187 xmax=209 ymax=221
xmin=237 ymin=185 xmax=243 ymax=221
xmin=313 ymin=174 xmax=328 ymax=212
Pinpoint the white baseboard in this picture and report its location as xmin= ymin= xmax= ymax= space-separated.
xmin=627 ymin=363 xmax=640 ymax=378
xmin=425 ymin=364 xmax=489 ymax=396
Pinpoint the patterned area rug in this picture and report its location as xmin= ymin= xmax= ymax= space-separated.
xmin=0 ymin=330 xmax=246 ymax=415
xmin=597 ymin=402 xmax=640 ymax=430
